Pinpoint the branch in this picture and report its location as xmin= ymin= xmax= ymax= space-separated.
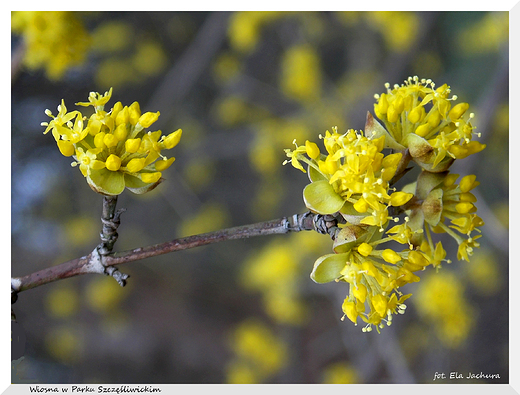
xmin=97 ymin=195 xmax=129 ymax=286
xmin=11 ymin=212 xmax=332 ymax=296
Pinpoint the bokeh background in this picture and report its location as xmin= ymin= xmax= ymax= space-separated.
xmin=11 ymin=11 xmax=509 ymax=384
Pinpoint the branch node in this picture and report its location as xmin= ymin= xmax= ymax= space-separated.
xmin=313 ymin=213 xmax=342 ymax=239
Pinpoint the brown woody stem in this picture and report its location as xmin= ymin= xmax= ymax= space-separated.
xmin=11 ymin=212 xmax=318 ymax=296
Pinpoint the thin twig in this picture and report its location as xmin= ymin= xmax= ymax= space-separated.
xmin=11 ymin=212 xmax=321 ymax=295
xmin=97 ymin=195 xmax=129 ymax=286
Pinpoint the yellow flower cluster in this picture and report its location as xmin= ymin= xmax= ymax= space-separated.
xmin=403 ymin=171 xmax=484 ymax=263
xmin=11 ymin=11 xmax=90 ymax=80
xmin=283 ymin=76 xmax=485 ymax=332
xmin=284 ymin=128 xmax=413 ymax=231
xmin=372 ymin=76 xmax=486 ymax=172
xmin=41 ymin=88 xmax=182 ymax=196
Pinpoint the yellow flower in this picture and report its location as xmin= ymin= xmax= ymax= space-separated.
xmin=42 ymin=88 xmax=183 ymax=196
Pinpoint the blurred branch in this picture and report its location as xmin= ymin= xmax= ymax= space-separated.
xmin=11 ymin=212 xmax=325 ymax=295
xmin=11 ymin=40 xmax=26 ymax=84
xmin=147 ymin=11 xmax=232 ymax=129
xmin=471 ymin=189 xmax=508 ymax=254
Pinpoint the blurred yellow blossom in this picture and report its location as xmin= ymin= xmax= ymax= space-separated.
xmin=215 ymin=96 xmax=251 ymax=127
xmin=365 ymin=11 xmax=419 ymax=52
xmin=11 ymin=11 xmax=91 ymax=80
xmin=91 ymin=20 xmax=133 ymax=53
xmin=225 ymin=360 xmax=259 ymax=384
xmin=132 ymin=40 xmax=167 ymax=77
xmin=212 ymin=52 xmax=241 ymax=83
xmin=280 ymin=44 xmax=322 ymax=102
xmin=250 ymin=117 xmax=311 ymax=176
xmin=45 ymin=325 xmax=82 ymax=362
xmin=464 ymin=250 xmax=501 ymax=295
xmin=492 ymin=202 xmax=509 ymax=230
xmin=183 ymin=158 xmax=217 ymax=193
xmin=227 ymin=11 xmax=283 ymax=53
xmin=263 ymin=286 xmax=308 ymax=325
xmin=95 ymin=57 xmax=137 ymax=89
xmin=240 ymin=231 xmax=328 ymax=325
xmin=241 ymin=239 xmax=298 ymax=290
xmin=178 ymin=202 xmax=231 ymax=237
xmin=457 ymin=12 xmax=508 ymax=55
xmin=226 ymin=319 xmax=288 ymax=383
xmin=45 ymin=284 xmax=79 ymax=318
xmin=62 ymin=215 xmax=99 ymax=248
xmin=85 ymin=275 xmax=127 ymax=313
xmin=414 ymin=271 xmax=475 ymax=348
xmin=335 ymin=11 xmax=361 ymax=26
xmin=321 ymin=362 xmax=360 ymax=384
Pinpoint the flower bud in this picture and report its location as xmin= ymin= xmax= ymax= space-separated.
xmin=137 ymin=111 xmax=160 ymax=128
xmin=103 ymin=133 xmax=118 ymax=148
xmin=371 ymin=294 xmax=388 ymax=317
xmin=342 ymin=300 xmax=358 ymax=323
xmin=305 ymin=140 xmax=320 ymax=159
xmin=126 ymin=158 xmax=146 ymax=173
xmin=125 ymin=138 xmax=141 ymax=153
xmin=357 ymin=242 xmax=373 ymax=257
xmin=162 ymin=129 xmax=182 ymax=149
xmin=114 ymin=124 xmax=128 ymax=141
xmin=106 ymin=154 xmax=122 ymax=171
xmin=155 ymin=157 xmax=176 ymax=171
xmin=414 ymin=124 xmax=431 ymax=137
xmin=382 ymin=249 xmax=401 ymax=264
xmin=129 ymin=102 xmax=141 ymax=125
xmin=94 ymin=132 xmax=106 ymax=148
xmin=116 ymin=106 xmax=129 ymax=126
xmin=352 ymin=284 xmax=367 ymax=303
xmin=459 ymin=174 xmax=478 ymax=193
xmin=448 ymin=102 xmax=469 ymax=120
xmin=57 ymin=140 xmax=74 ymax=157
xmin=141 ymin=172 xmax=162 ymax=184
xmin=389 ymin=191 xmax=413 ymax=207
xmin=408 ymin=105 xmax=425 ymax=124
